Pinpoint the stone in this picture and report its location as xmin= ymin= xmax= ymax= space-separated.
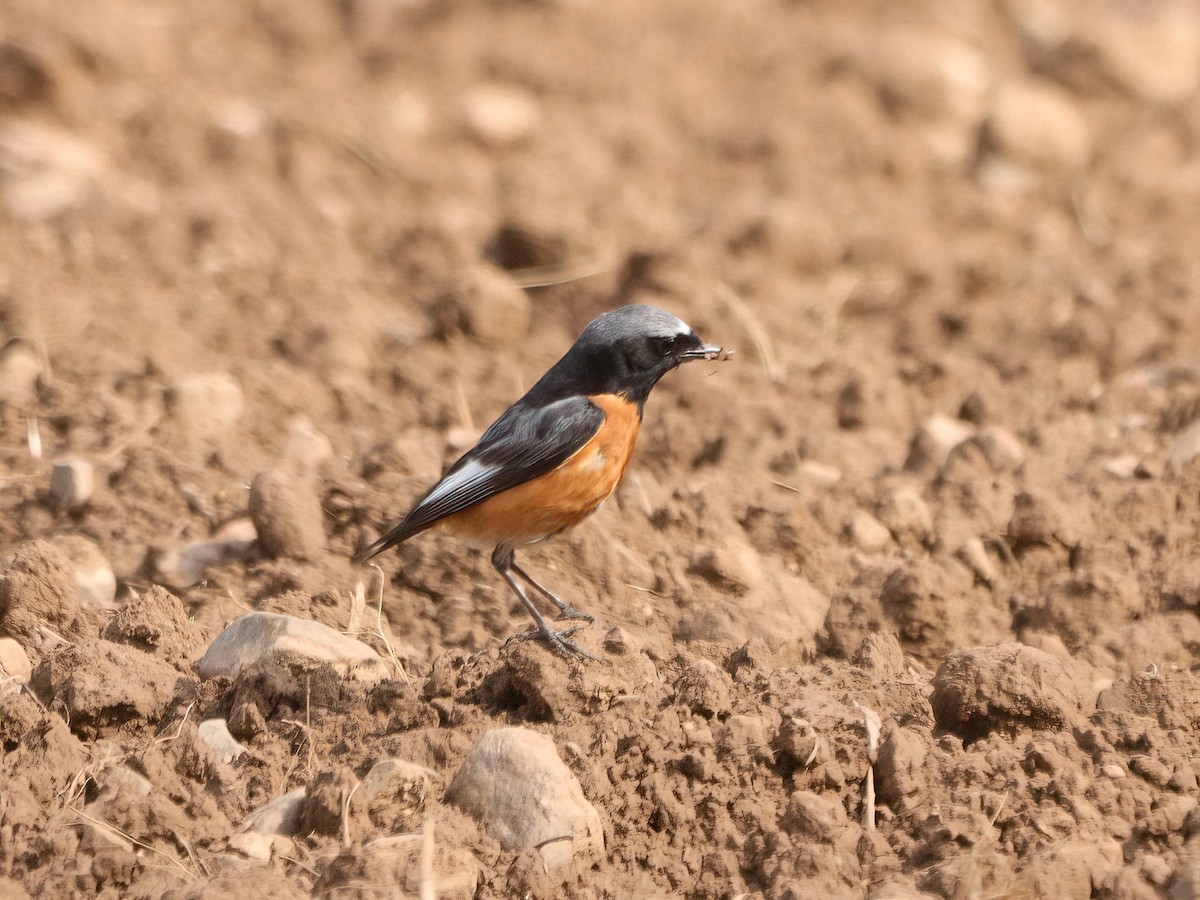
xmin=196 ymin=611 xmax=387 ymax=682
xmin=957 ymin=538 xmax=998 ymax=585
xmin=0 ymin=341 xmax=41 ymax=407
xmin=166 ymin=373 xmax=244 ymax=433
xmin=797 ymin=460 xmax=842 ymax=488
xmin=0 ymin=120 xmax=104 ymax=221
xmin=876 ymin=727 xmax=929 ymax=804
xmin=153 ymin=517 xmax=256 ymax=588
xmin=0 ymin=637 xmax=31 ymax=682
xmin=1101 ymin=764 xmax=1125 ymax=779
xmin=878 ymin=488 xmax=933 ymax=543
xmin=227 ymin=831 xmax=276 ymax=862
xmin=931 ymin=643 xmax=1085 ymax=742
xmin=361 ymin=759 xmax=436 ymax=832
xmin=689 ymin=536 xmax=763 ymax=594
xmin=848 ymin=510 xmax=891 ymax=552
xmin=48 ymin=535 xmax=117 ymax=610
xmin=462 ymin=84 xmax=540 ymax=148
xmin=904 ymin=416 xmax=974 ymax=472
xmin=459 ymin=263 xmax=532 ymax=347
xmin=281 ymin=417 xmax=333 ymax=473
xmin=987 ymin=80 xmax=1090 ymax=170
xmin=242 ymin=788 xmax=306 ymax=836
xmin=446 ymin=727 xmax=604 ymax=870
xmin=971 ymin=426 xmax=1025 ymax=470
xmin=99 ymin=766 xmax=153 ymax=800
xmin=49 ymin=457 xmax=94 ymax=509
xmin=248 ymin=468 xmax=327 ymax=560
xmin=198 ymin=719 xmax=247 ymax=764
xmin=1169 ymin=419 xmax=1200 ymax=470
xmin=674 ymin=660 xmax=733 ymax=719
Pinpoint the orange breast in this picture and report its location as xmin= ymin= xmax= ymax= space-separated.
xmin=441 ymin=393 xmax=641 ymax=547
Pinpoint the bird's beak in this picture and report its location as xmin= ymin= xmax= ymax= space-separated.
xmin=678 ymin=344 xmax=724 ymax=362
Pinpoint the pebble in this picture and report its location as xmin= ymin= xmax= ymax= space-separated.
xmin=197 ymin=718 xmax=248 ymax=764
xmin=49 ymin=457 xmax=94 ymax=509
xmin=904 ymin=415 xmax=974 ymax=472
xmin=603 ymin=625 xmax=635 ymax=655
xmin=957 ymin=538 xmax=998 ymax=585
xmin=0 ymin=120 xmax=104 ymax=221
xmin=987 ymin=80 xmax=1090 ymax=170
xmin=1169 ymin=419 xmax=1200 ymax=470
xmin=100 ymin=766 xmax=154 ymax=800
xmin=196 ymin=611 xmax=388 ymax=682
xmin=226 ymin=831 xmax=276 ymax=862
xmin=1101 ymin=763 xmax=1126 ymax=779
xmin=971 ymin=426 xmax=1025 ymax=471
xmin=848 ymin=510 xmax=891 ymax=552
xmin=878 ymin=488 xmax=933 ymax=543
xmin=248 ymin=468 xmax=327 ymax=560
xmin=461 ymin=84 xmax=540 ymax=148
xmin=154 ymin=517 xmax=256 ymax=588
xmin=241 ymin=788 xmax=306 ymax=836
xmin=281 ymin=417 xmax=333 ymax=473
xmin=459 ymin=263 xmax=532 ymax=346
xmin=48 ymin=534 xmax=117 ymax=610
xmin=0 ymin=341 xmax=40 ymax=407
xmin=0 ymin=637 xmax=32 ymax=682
xmin=931 ymin=642 xmax=1085 ymax=741
xmin=797 ymin=460 xmax=842 ymax=488
xmin=361 ymin=759 xmax=436 ymax=831
xmin=446 ymin=727 xmax=604 ymax=871
xmin=166 ymin=373 xmax=244 ymax=433
xmin=674 ymin=660 xmax=733 ymax=719
xmin=876 ymin=727 xmax=928 ymax=804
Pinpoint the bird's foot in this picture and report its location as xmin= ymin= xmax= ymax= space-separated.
xmin=552 ymin=604 xmax=595 ymax=623
xmin=506 ymin=625 xmax=598 ymax=661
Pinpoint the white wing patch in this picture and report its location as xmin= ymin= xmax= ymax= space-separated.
xmin=420 ymin=458 xmax=497 ymax=507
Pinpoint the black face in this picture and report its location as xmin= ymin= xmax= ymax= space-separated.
xmin=523 ymin=305 xmax=717 ymax=412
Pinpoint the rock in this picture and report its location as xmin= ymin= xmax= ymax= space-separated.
xmin=674 ymin=660 xmax=733 ymax=719
xmin=226 ymin=831 xmax=276 ymax=862
xmin=48 ymin=535 xmax=116 ymax=611
xmin=878 ymin=488 xmax=933 ymax=543
xmin=361 ymin=759 xmax=436 ymax=832
xmin=1130 ymin=755 xmax=1172 ymax=788
xmin=603 ymin=625 xmax=635 ymax=655
xmin=166 ymin=373 xmax=244 ymax=433
xmin=931 ymin=642 xmax=1086 ymax=742
xmin=49 ymin=457 xmax=94 ymax=509
xmin=30 ymin=640 xmax=182 ymax=732
xmin=0 ymin=540 xmax=82 ymax=653
xmin=904 ymin=416 xmax=974 ymax=472
xmin=196 ymin=611 xmax=387 ymax=682
xmin=242 ymin=788 xmax=306 ymax=836
xmin=198 ymin=719 xmax=247 ymax=764
xmin=461 ymin=84 xmax=540 ymax=148
xmin=98 ymin=766 xmax=153 ymax=800
xmin=848 ymin=510 xmax=891 ymax=552
xmin=1101 ymin=764 xmax=1125 ymax=779
xmin=957 ymin=538 xmax=998 ymax=585
xmin=458 ymin=263 xmax=532 ymax=346
xmin=103 ymin=584 xmax=204 ymax=669
xmin=689 ymin=537 xmax=763 ymax=594
xmin=971 ymin=426 xmax=1025 ymax=471
xmin=986 ymin=80 xmax=1090 ymax=170
xmin=0 ymin=340 xmax=41 ymax=407
xmin=446 ymin=727 xmax=604 ymax=870
xmin=281 ymin=417 xmax=333 ymax=473
xmin=0 ymin=637 xmax=32 ymax=682
xmin=248 ymin=468 xmax=327 ymax=560
xmin=1103 ymin=454 xmax=1149 ymax=479
xmin=0 ymin=120 xmax=104 ymax=221
xmin=153 ymin=517 xmax=257 ymax=588
xmin=1169 ymin=419 xmax=1200 ymax=470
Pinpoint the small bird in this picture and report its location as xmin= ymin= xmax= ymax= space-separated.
xmin=355 ymin=304 xmax=725 ymax=658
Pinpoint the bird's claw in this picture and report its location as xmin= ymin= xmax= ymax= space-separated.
xmin=553 ymin=605 xmax=595 ymax=623
xmin=506 ymin=625 xmax=598 ymax=661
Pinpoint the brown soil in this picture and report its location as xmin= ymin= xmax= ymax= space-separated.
xmin=3 ymin=0 xmax=1200 ymax=897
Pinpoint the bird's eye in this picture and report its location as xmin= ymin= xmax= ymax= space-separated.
xmin=655 ymin=335 xmax=676 ymax=357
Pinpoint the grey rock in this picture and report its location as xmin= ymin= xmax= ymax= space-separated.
xmin=241 ymin=788 xmax=306 ymax=836
xmin=50 ymin=457 xmax=94 ymax=509
xmin=198 ymin=718 xmax=248 ymax=764
xmin=248 ymin=468 xmax=327 ymax=560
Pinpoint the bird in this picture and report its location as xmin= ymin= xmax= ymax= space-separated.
xmin=355 ymin=304 xmax=725 ymax=659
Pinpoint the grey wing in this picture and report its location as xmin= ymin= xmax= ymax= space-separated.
xmin=354 ymin=395 xmax=604 ymax=562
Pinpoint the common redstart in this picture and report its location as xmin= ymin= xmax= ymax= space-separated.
xmin=355 ymin=304 xmax=726 ymax=658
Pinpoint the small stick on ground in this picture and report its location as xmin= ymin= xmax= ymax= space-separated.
xmin=340 ymin=781 xmax=360 ymax=850
xmin=369 ymin=563 xmax=410 ymax=685
xmin=419 ymin=816 xmax=436 ymax=900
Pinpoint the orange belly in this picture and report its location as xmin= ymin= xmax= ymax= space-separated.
xmin=441 ymin=393 xmax=640 ymax=547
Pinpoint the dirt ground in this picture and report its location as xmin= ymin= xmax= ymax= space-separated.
xmin=3 ymin=0 xmax=1200 ymax=897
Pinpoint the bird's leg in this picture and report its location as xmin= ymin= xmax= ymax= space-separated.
xmin=511 ymin=560 xmax=595 ymax=623
xmin=491 ymin=545 xmax=597 ymax=661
